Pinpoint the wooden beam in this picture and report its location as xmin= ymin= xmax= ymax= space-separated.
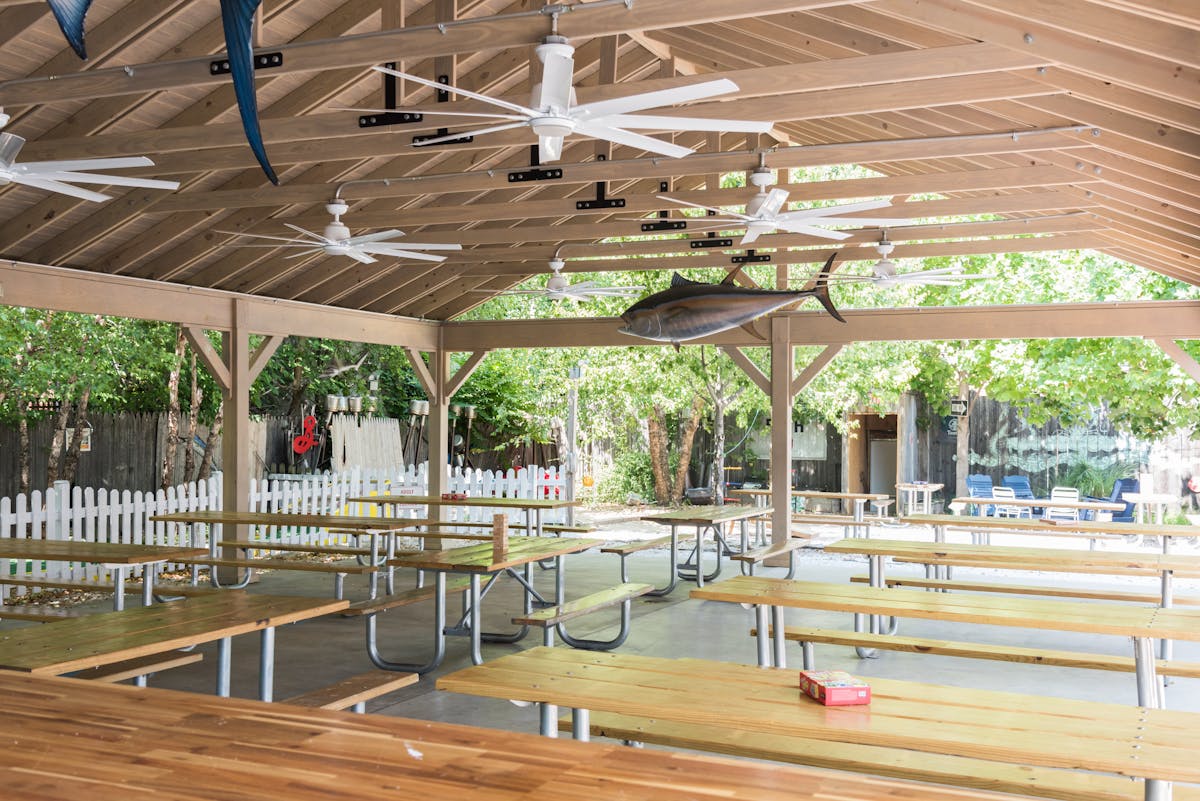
xmin=769 ymin=316 xmax=792 ymax=545
xmin=1151 ymin=338 xmax=1200 ymax=383
xmin=248 ymin=335 xmax=286 ymax=383
xmin=445 ymin=350 xmax=491 ymax=398
xmin=441 ymin=301 xmax=1200 ymax=350
xmin=404 ymin=348 xmax=437 ymax=398
xmin=720 ymin=347 xmax=771 ymax=395
xmin=0 ymin=0 xmax=869 ymax=107
xmin=182 ymin=326 xmax=232 ymax=392
xmin=792 ymin=345 xmax=844 ymax=396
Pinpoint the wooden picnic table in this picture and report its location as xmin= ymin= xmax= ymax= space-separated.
xmin=896 ymin=482 xmax=944 ymax=515
xmin=691 ymin=574 xmax=1200 ymax=710
xmin=0 ymin=672 xmax=1023 ymax=801
xmin=0 ymin=591 xmax=346 ymax=701
xmin=904 ymin=513 xmax=1200 ymax=552
xmin=374 ymin=536 xmax=604 ymax=672
xmin=438 ymin=647 xmax=1200 ymax=801
xmin=951 ymin=495 xmax=1126 ymax=518
xmin=734 ymin=488 xmax=891 ymax=521
xmin=1124 ymin=492 xmax=1177 ymax=525
xmin=348 ymin=494 xmax=577 ymax=539
xmin=640 ymin=505 xmax=771 ymax=588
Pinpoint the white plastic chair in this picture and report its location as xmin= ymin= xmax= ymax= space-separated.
xmin=1044 ymin=486 xmax=1080 ymax=521
xmin=990 ymin=486 xmax=1028 ymax=518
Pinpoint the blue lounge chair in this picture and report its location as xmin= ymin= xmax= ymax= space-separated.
xmin=966 ymin=474 xmax=994 ymax=517
xmin=1085 ymin=477 xmax=1139 ymax=522
xmin=1002 ymin=475 xmax=1039 ymax=516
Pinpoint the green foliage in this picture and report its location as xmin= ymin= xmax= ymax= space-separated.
xmin=1057 ymin=459 xmax=1140 ymax=497
xmin=595 ymin=449 xmax=661 ymax=503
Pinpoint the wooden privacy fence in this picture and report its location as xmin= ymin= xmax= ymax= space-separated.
xmin=0 ymin=464 xmax=567 ymax=598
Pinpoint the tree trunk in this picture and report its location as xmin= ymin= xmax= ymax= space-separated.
xmin=198 ymin=400 xmax=223 ymax=481
xmin=45 ymin=395 xmax=74 ymax=486
xmin=670 ymin=396 xmax=705 ymax=503
xmin=710 ymin=400 xmax=727 ymax=505
xmin=60 ymin=387 xmax=90 ymax=485
xmin=161 ymin=326 xmax=186 ymax=490
xmin=955 ymin=378 xmax=971 ymax=497
xmin=646 ymin=407 xmax=670 ymax=505
xmin=183 ymin=351 xmax=201 ymax=481
xmin=17 ymin=402 xmax=31 ymax=495
xmin=286 ymin=363 xmax=307 ymax=418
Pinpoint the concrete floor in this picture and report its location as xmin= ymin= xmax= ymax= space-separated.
xmin=10 ymin=520 xmax=1200 ymax=734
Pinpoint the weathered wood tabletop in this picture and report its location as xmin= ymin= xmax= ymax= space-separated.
xmin=0 ymin=539 xmax=206 ymax=564
xmin=0 ymin=672 xmax=1026 ymax=801
xmin=905 ymin=512 xmax=1200 ymax=540
xmin=438 ymin=647 xmax=1200 ymax=787
xmin=388 ymin=536 xmax=603 ymax=572
xmin=349 ymin=494 xmax=577 ymax=509
xmin=640 ymin=505 xmax=771 ymax=525
xmin=151 ymin=509 xmax=432 ymax=531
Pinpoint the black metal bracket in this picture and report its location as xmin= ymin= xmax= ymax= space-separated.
xmin=575 ymin=155 xmax=625 ymax=210
xmin=359 ymin=61 xmax=424 ymax=127
xmin=732 ymin=249 xmax=771 ymax=264
xmin=210 ymin=51 xmax=283 ymax=76
xmin=508 ymin=145 xmax=563 ymax=183
xmin=412 ymin=74 xmax=472 ymax=145
xmin=641 ymin=182 xmax=685 ymax=230
xmin=690 ymin=238 xmax=733 ymax=249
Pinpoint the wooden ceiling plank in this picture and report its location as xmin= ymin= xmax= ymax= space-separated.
xmin=0 ymin=0 xmax=870 ymax=107
xmin=1085 ymin=0 xmax=1200 ymax=30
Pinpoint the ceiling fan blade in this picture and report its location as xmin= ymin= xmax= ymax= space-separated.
xmin=412 ymin=122 xmax=528 ymax=147
xmin=572 ymin=78 xmax=740 ymax=120
xmin=11 ymin=175 xmax=111 ymax=202
xmin=740 ymin=228 xmax=764 ymax=245
xmin=576 ymin=124 xmax=695 ymax=158
xmin=282 ymin=223 xmax=329 ymax=243
xmin=537 ymin=46 xmax=575 ymax=112
xmin=792 ymin=216 xmax=913 ymax=226
xmin=364 ymin=249 xmax=448 ymax=263
xmin=282 ymin=248 xmax=324 ymax=260
xmin=597 ymin=114 xmax=773 ymax=134
xmin=776 ymin=198 xmax=893 ymax=221
xmin=25 ymin=171 xmax=179 ymax=190
xmin=17 ymin=156 xmax=154 ymax=173
xmin=656 ymin=195 xmax=751 ymax=220
xmin=343 ymin=229 xmax=407 ymax=246
xmin=344 ymin=249 xmax=378 ymax=265
xmin=366 ymin=241 xmax=462 ymax=251
xmin=372 ymin=66 xmax=536 ymax=116
xmin=759 ymin=188 xmax=790 ymax=218
xmin=539 ymin=135 xmax=564 ymax=162
xmin=773 ymin=220 xmax=853 ymax=239
xmin=215 ymin=229 xmax=315 ymax=245
xmin=335 ymin=106 xmax=524 ymax=121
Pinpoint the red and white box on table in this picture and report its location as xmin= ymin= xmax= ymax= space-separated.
xmin=798 ymin=670 xmax=871 ymax=706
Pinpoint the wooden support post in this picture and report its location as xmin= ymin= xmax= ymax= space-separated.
xmin=492 ymin=514 xmax=508 ymax=563
xmin=769 ymin=316 xmax=793 ymax=549
xmin=220 ymin=301 xmax=253 ymax=584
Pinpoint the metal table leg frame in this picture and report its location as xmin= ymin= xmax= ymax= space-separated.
xmin=677 ymin=524 xmax=722 ymax=587
xmin=538 ymin=702 xmax=559 ymax=737
xmin=557 ymin=600 xmax=637 ymax=651
xmin=617 ymin=530 xmax=680 ymax=598
xmin=755 ymin=604 xmax=771 ymax=667
xmin=1133 ymin=636 xmax=1166 ymax=709
xmin=365 ymin=571 xmax=448 ymax=675
xmin=571 ymin=708 xmax=590 ymax=742
xmin=216 ymin=637 xmax=232 ymax=697
xmin=259 ymin=627 xmax=275 ymax=702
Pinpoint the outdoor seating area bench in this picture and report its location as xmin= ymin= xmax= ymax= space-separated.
xmin=0 ymin=605 xmax=90 ymax=622
xmin=339 ymin=575 xmax=488 ymax=617
xmin=601 ymin=533 xmax=696 ymax=597
xmin=557 ymin=712 xmax=1199 ymax=801
xmin=282 ymin=669 xmax=419 ymax=712
xmin=731 ymin=537 xmax=807 ymax=577
xmin=848 ymin=573 xmax=1200 ymax=606
xmin=512 ymin=582 xmax=652 ymax=650
xmin=0 ymin=576 xmax=226 ymax=597
xmin=73 ymin=651 xmax=205 ymax=684
xmin=218 ymin=539 xmax=373 ymax=558
xmin=750 ymin=624 xmax=1200 ymax=678
xmin=174 ymin=554 xmax=377 ymax=598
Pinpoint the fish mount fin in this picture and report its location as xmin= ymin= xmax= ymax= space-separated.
xmin=811 ymin=252 xmax=846 ymax=324
xmin=672 ymin=341 xmax=681 ymax=353
xmin=740 ymin=321 xmax=766 ymax=341
xmin=46 ymin=0 xmax=92 ymax=59
xmin=220 ymin=0 xmax=279 ymax=186
xmin=670 ymin=273 xmax=703 ymax=289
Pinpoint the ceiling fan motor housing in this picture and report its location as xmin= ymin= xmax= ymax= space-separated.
xmin=0 ymin=132 xmax=25 ymax=181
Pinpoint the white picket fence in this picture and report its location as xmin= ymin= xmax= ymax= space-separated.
xmin=0 ymin=464 xmax=566 ymax=596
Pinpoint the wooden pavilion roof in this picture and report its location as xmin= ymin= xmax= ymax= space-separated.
xmin=0 ymin=0 xmax=1195 ymax=325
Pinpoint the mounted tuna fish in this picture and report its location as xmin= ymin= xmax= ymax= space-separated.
xmin=619 ymin=253 xmax=846 ymax=346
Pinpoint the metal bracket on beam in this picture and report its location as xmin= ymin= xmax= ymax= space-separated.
xmin=210 ymin=52 xmax=282 ymax=76
xmin=690 ymin=238 xmax=733 ymax=249
xmin=642 ymin=181 xmax=686 ymax=231
xmin=732 ymin=249 xmax=771 ymax=264
xmin=508 ymin=145 xmax=563 ymax=183
xmin=575 ymin=155 xmax=626 ymax=210
xmin=359 ymin=62 xmax=424 ymax=128
xmin=413 ymin=74 xmax=473 ymax=145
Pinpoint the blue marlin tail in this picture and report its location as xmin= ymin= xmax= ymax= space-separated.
xmin=221 ymin=0 xmax=278 ymax=185
xmin=46 ymin=0 xmax=92 ymax=59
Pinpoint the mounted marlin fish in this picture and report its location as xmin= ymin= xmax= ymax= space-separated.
xmin=44 ymin=0 xmax=278 ymax=184
xmin=618 ymin=253 xmax=846 ymax=347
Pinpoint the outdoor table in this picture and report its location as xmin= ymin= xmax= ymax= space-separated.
xmin=151 ymin=509 xmax=431 ymax=596
xmin=734 ymin=488 xmax=891 ymax=522
xmin=950 ymin=495 xmax=1125 ymax=519
xmin=438 ymin=647 xmax=1200 ymax=801
xmin=0 ymin=539 xmax=206 ymax=611
xmin=691 ymin=574 xmax=1200 ymax=712
xmin=896 ymin=482 xmax=943 ymax=515
xmin=639 ymin=505 xmax=771 ymax=588
xmin=348 ymin=494 xmax=577 ymax=540
xmin=0 ymin=592 xmax=346 ymax=701
xmin=0 ymin=672 xmax=1023 ymax=801
xmin=1124 ymin=492 xmax=1176 ymax=525
xmin=375 ymin=536 xmax=603 ymax=672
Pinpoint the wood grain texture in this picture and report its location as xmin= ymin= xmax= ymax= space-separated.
xmin=904 ymin=513 xmax=1200 ymax=538
xmin=512 ymin=583 xmax=653 ymax=626
xmin=689 ymin=575 xmax=1200 ymax=640
xmin=349 ymin=495 xmax=578 ymax=510
xmin=437 ymin=647 xmax=1200 ymax=783
xmin=151 ymin=510 xmax=433 ymax=532
xmin=640 ymin=506 xmax=772 ymax=525
xmin=847 ymin=574 xmax=1200 ymax=605
xmin=282 ymin=670 xmax=419 ymax=710
xmin=0 ymin=540 xmax=206 ymax=564
xmin=0 ymin=593 xmax=347 ymax=674
xmin=387 ymin=536 xmax=603 ymax=573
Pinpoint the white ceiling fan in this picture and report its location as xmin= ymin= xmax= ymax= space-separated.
xmin=478 ymin=258 xmax=643 ymax=302
xmin=361 ymin=34 xmax=773 ymax=162
xmin=861 ymin=231 xmax=988 ymax=287
xmin=0 ymin=108 xmax=179 ymax=202
xmin=657 ymin=168 xmax=908 ymax=244
xmin=218 ymin=200 xmax=462 ymax=264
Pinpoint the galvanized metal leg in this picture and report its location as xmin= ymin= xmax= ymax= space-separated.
xmin=365 ymin=570 xmax=447 ymax=675
xmin=772 ymin=605 xmax=786 ymax=668
xmin=113 ymin=567 xmax=126 ymax=612
xmin=801 ymin=641 xmax=815 ymax=670
xmin=259 ymin=627 xmax=275 ymax=702
xmin=141 ymin=567 xmax=154 ymax=607
xmin=216 ymin=637 xmax=232 ymax=697
xmin=755 ymin=604 xmax=770 ymax=667
xmin=469 ymin=573 xmax=483 ymax=665
xmin=571 ymin=708 xmax=590 ymax=741
xmin=1160 ymin=536 xmax=1174 ymax=692
xmin=539 ymin=702 xmax=559 ymax=737
xmin=334 ymin=572 xmax=345 ymax=600
xmin=1133 ymin=636 xmax=1165 ymax=709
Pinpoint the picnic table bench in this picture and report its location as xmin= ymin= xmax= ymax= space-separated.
xmin=639 ymin=505 xmax=771 ymax=589
xmin=438 ymin=647 xmax=1200 ymax=801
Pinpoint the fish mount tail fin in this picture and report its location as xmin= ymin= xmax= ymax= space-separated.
xmin=47 ymin=0 xmax=93 ymax=59
xmin=811 ymin=252 xmax=846 ymax=323
xmin=220 ymin=0 xmax=279 ymax=186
